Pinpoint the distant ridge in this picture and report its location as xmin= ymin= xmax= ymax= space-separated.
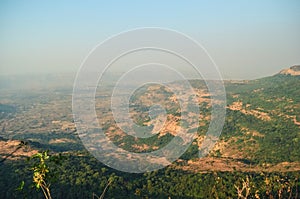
xmin=278 ymin=65 xmax=300 ymax=76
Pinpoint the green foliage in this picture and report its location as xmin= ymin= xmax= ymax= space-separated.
xmin=1 ymin=151 xmax=296 ymax=198
xmin=30 ymin=151 xmax=52 ymax=199
xmin=223 ymin=75 xmax=300 ymax=164
xmin=17 ymin=151 xmax=64 ymax=199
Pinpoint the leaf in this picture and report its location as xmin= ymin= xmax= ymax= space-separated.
xmin=16 ymin=181 xmax=25 ymax=191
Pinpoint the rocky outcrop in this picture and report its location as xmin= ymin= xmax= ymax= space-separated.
xmin=279 ymin=65 xmax=300 ymax=76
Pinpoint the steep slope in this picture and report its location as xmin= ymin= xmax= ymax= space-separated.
xmin=184 ymin=67 xmax=300 ymax=172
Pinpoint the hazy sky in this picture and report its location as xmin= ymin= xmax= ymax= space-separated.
xmin=0 ymin=0 xmax=299 ymax=79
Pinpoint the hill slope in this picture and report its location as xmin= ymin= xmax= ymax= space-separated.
xmin=0 ymin=66 xmax=299 ymax=198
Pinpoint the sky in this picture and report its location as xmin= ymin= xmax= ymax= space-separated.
xmin=0 ymin=0 xmax=299 ymax=79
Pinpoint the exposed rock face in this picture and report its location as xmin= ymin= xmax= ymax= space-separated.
xmin=291 ymin=65 xmax=300 ymax=71
xmin=0 ymin=139 xmax=38 ymax=161
xmin=279 ymin=65 xmax=300 ymax=76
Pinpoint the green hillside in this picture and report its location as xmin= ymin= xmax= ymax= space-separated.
xmin=0 ymin=71 xmax=299 ymax=198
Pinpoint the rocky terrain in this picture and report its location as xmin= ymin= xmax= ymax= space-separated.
xmin=278 ymin=65 xmax=300 ymax=76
